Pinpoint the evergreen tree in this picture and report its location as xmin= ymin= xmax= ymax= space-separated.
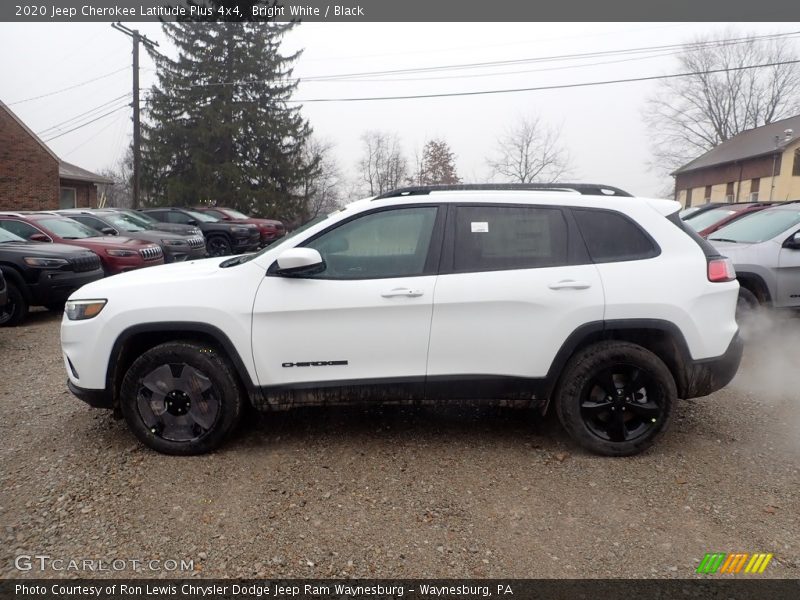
xmin=141 ymin=22 xmax=316 ymax=221
xmin=419 ymin=139 xmax=460 ymax=185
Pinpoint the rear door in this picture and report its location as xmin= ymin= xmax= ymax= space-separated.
xmin=426 ymin=203 xmax=604 ymax=396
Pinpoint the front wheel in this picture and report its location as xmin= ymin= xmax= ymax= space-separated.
xmin=555 ymin=341 xmax=675 ymax=456
xmin=206 ymin=236 xmax=232 ymax=257
xmin=119 ymin=341 xmax=244 ymax=455
xmin=0 ymin=282 xmax=29 ymax=327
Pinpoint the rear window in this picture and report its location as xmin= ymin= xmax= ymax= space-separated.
xmin=573 ymin=209 xmax=659 ymax=263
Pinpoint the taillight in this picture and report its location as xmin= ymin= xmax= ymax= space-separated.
xmin=707 ymin=257 xmax=736 ymax=282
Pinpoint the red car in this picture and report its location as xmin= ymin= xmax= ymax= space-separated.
xmin=0 ymin=213 xmax=164 ymax=275
xmin=683 ymin=202 xmax=779 ymax=238
xmin=194 ymin=206 xmax=285 ymax=246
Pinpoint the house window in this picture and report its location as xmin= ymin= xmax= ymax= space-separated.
xmin=684 ymin=188 xmax=693 ymax=208
xmin=725 ymin=182 xmax=735 ymax=203
xmin=704 ymin=185 xmax=712 ymax=202
xmin=59 ymin=187 xmax=76 ymax=209
xmin=793 ymin=149 xmax=800 ymax=176
xmin=750 ymin=178 xmax=760 ymax=202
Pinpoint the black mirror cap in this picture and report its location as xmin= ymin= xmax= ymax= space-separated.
xmin=274 ymin=259 xmax=327 ymax=278
xmin=783 ymin=232 xmax=800 ymax=249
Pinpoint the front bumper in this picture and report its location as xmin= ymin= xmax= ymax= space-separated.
xmin=232 ymin=233 xmax=260 ymax=253
xmin=28 ymin=267 xmax=104 ymax=305
xmin=67 ymin=379 xmax=113 ymax=409
xmin=679 ymin=332 xmax=743 ymax=399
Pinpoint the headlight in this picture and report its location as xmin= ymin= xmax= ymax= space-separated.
xmin=161 ymin=239 xmax=187 ymax=246
xmin=106 ymin=249 xmax=138 ymax=257
xmin=232 ymin=226 xmax=249 ymax=234
xmin=65 ymin=299 xmax=107 ymax=321
xmin=23 ymin=257 xmax=69 ymax=268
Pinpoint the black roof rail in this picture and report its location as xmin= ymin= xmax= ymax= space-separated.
xmin=373 ymin=183 xmax=633 ymax=199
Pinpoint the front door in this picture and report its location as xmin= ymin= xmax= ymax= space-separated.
xmin=776 ymin=229 xmax=800 ymax=307
xmin=251 ymin=205 xmax=443 ymax=392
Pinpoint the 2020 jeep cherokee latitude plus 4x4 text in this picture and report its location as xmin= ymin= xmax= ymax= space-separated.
xmin=61 ymin=184 xmax=743 ymax=456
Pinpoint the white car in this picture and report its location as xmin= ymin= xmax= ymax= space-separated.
xmin=61 ymin=184 xmax=743 ymax=456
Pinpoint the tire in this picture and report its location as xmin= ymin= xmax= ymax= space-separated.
xmin=0 ymin=282 xmax=29 ymax=327
xmin=554 ymin=341 xmax=676 ymax=457
xmin=206 ymin=236 xmax=232 ymax=257
xmin=119 ymin=341 xmax=244 ymax=455
xmin=736 ymin=287 xmax=760 ymax=322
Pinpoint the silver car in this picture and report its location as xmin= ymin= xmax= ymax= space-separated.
xmin=708 ymin=203 xmax=800 ymax=310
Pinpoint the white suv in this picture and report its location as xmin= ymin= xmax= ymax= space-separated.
xmin=60 ymin=184 xmax=743 ymax=456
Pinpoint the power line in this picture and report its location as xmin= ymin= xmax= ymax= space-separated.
xmin=287 ymin=58 xmax=800 ymax=103
xmin=42 ymin=105 xmax=129 ymax=142
xmin=62 ymin=112 xmax=127 ymax=157
xmin=36 ymin=94 xmax=132 ymax=135
xmin=7 ymin=66 xmax=130 ymax=106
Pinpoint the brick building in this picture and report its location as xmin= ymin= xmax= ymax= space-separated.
xmin=0 ymin=100 xmax=112 ymax=211
xmin=673 ymin=115 xmax=800 ymax=208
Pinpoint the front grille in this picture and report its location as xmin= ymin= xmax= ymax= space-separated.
xmin=70 ymin=254 xmax=102 ymax=272
xmin=187 ymin=236 xmax=205 ymax=249
xmin=139 ymin=246 xmax=163 ymax=261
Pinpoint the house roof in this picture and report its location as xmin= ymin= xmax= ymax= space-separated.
xmin=59 ymin=160 xmax=114 ymax=185
xmin=674 ymin=114 xmax=800 ymax=175
xmin=1 ymin=99 xmax=113 ymax=185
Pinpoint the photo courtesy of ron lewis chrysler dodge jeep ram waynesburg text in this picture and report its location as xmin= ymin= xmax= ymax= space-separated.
xmin=60 ymin=184 xmax=743 ymax=457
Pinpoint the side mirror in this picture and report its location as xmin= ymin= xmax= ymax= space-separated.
xmin=275 ymin=248 xmax=325 ymax=277
xmin=187 ymin=219 xmax=198 ymax=226
xmin=100 ymin=227 xmax=117 ymax=236
xmin=29 ymin=233 xmax=50 ymax=242
xmin=784 ymin=232 xmax=800 ymax=250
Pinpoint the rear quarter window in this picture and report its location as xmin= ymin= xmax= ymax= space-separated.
xmin=573 ymin=208 xmax=660 ymax=263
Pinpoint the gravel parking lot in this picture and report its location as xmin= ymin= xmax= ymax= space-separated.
xmin=1 ymin=310 xmax=798 ymax=579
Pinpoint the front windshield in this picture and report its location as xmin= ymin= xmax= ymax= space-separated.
xmin=37 ymin=217 xmax=99 ymax=239
xmin=679 ymin=207 xmax=702 ymax=219
xmin=0 ymin=228 xmax=26 ymax=243
xmin=240 ymin=214 xmax=331 ymax=264
xmin=102 ymin=213 xmax=149 ymax=232
xmin=709 ymin=208 xmax=800 ymax=243
xmin=685 ymin=208 xmax=737 ymax=231
xmin=187 ymin=209 xmax=219 ymax=223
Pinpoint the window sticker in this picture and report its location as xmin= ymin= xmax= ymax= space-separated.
xmin=471 ymin=221 xmax=489 ymax=233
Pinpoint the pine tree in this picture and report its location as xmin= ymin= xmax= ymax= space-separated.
xmin=141 ymin=22 xmax=316 ymax=222
xmin=419 ymin=139 xmax=460 ymax=185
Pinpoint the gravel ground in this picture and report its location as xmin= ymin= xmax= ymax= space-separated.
xmin=0 ymin=309 xmax=798 ymax=579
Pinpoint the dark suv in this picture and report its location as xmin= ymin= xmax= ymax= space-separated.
xmin=0 ymin=227 xmax=103 ymax=326
xmin=141 ymin=208 xmax=260 ymax=257
xmin=193 ymin=206 xmax=286 ymax=247
xmin=59 ymin=209 xmax=206 ymax=263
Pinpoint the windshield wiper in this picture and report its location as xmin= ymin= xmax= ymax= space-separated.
xmin=708 ymin=238 xmax=739 ymax=243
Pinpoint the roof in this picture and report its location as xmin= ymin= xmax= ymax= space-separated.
xmin=58 ymin=160 xmax=113 ymax=185
xmin=1 ymin=99 xmax=113 ymax=186
xmin=674 ymin=114 xmax=800 ymax=175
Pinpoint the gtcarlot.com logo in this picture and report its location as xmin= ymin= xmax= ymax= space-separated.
xmin=14 ymin=555 xmax=194 ymax=572
xmin=696 ymin=552 xmax=773 ymax=574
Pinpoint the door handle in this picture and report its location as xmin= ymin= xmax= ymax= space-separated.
xmin=381 ymin=288 xmax=424 ymax=298
xmin=548 ymin=280 xmax=591 ymax=290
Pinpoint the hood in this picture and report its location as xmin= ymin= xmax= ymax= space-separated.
xmin=71 ymin=255 xmax=233 ymax=298
xmin=149 ymin=223 xmax=202 ymax=236
xmin=115 ymin=230 xmax=189 ymax=243
xmin=0 ymin=241 xmax=98 ymax=258
xmin=73 ymin=236 xmax=159 ymax=248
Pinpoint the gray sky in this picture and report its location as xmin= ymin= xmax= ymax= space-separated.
xmin=2 ymin=22 xmax=798 ymax=198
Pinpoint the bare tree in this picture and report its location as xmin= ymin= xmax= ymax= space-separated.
xmin=97 ymin=147 xmax=133 ymax=208
xmin=298 ymin=136 xmax=343 ymax=221
xmin=487 ymin=116 xmax=571 ymax=183
xmin=417 ymin=138 xmax=460 ymax=185
xmin=358 ymin=131 xmax=409 ymax=195
xmin=644 ymin=29 xmax=800 ymax=177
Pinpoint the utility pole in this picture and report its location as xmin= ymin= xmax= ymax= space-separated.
xmin=111 ymin=22 xmax=158 ymax=209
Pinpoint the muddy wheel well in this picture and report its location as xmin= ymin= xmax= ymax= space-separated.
xmin=737 ymin=273 xmax=771 ymax=305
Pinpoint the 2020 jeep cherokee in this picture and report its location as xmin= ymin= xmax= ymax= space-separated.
xmin=61 ymin=184 xmax=743 ymax=456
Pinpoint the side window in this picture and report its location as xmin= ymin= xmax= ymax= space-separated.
xmin=166 ymin=211 xmax=190 ymax=224
xmin=573 ymin=209 xmax=659 ymax=263
xmin=0 ymin=220 xmax=41 ymax=240
xmin=71 ymin=216 xmax=106 ymax=232
xmin=145 ymin=211 xmax=166 ymax=222
xmin=453 ymin=205 xmax=568 ymax=272
xmin=304 ymin=207 xmax=438 ymax=279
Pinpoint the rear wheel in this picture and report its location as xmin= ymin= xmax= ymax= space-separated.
xmin=0 ymin=283 xmax=28 ymax=327
xmin=736 ymin=287 xmax=760 ymax=321
xmin=120 ymin=341 xmax=244 ymax=455
xmin=206 ymin=236 xmax=232 ymax=257
xmin=555 ymin=341 xmax=675 ymax=456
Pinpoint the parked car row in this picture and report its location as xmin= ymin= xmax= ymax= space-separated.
xmin=0 ymin=206 xmax=285 ymax=326
xmin=681 ymin=200 xmax=800 ymax=313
